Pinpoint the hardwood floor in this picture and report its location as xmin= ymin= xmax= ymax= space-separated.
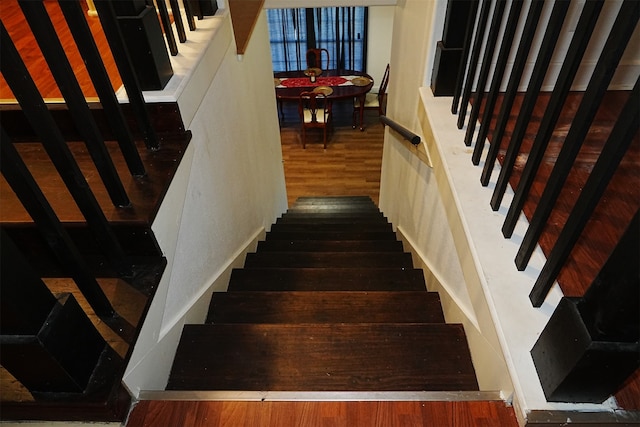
xmin=126 ymin=400 xmax=519 ymax=427
xmin=0 ymin=0 xmax=121 ymax=101
xmin=279 ymin=100 xmax=384 ymax=207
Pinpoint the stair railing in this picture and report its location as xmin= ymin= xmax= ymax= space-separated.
xmin=0 ymin=0 xmax=193 ymax=414
xmin=380 ymin=115 xmax=421 ymax=146
xmin=431 ymin=0 xmax=639 ymax=403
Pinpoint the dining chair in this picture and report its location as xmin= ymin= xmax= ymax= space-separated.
xmin=352 ymin=63 xmax=390 ymax=129
xmin=306 ymin=48 xmax=330 ymax=71
xmin=298 ymin=91 xmax=332 ymax=149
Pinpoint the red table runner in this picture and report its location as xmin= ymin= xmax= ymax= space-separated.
xmin=280 ymin=76 xmax=349 ymax=88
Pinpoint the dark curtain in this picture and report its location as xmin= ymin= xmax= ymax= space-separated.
xmin=267 ymin=7 xmax=367 ymax=72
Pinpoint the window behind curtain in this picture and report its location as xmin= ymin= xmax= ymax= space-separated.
xmin=267 ymin=7 xmax=367 ymax=72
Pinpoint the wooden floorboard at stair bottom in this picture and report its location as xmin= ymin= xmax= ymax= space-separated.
xmin=126 ymin=400 xmax=520 ymax=427
xmin=167 ymin=323 xmax=479 ymax=391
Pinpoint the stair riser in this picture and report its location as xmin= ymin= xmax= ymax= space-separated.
xmin=270 ymin=223 xmax=392 ymax=233
xmin=206 ymin=291 xmax=445 ymax=324
xmin=266 ymin=232 xmax=398 ymax=241
xmin=244 ymin=252 xmax=414 ymax=269
xmin=257 ymin=240 xmax=404 ymax=252
xmin=227 ymin=268 xmax=427 ymax=291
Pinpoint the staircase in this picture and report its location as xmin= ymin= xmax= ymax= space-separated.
xmin=167 ymin=196 xmax=479 ymax=393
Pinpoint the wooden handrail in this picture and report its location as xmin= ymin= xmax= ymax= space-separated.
xmin=380 ymin=115 xmax=421 ymax=146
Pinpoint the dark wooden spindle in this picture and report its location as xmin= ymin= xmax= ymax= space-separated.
xmin=471 ymin=0 xmax=524 ymax=164
xmin=18 ymin=0 xmax=130 ymax=208
xmin=0 ymin=128 xmax=115 ymax=317
xmin=156 ymin=0 xmax=179 ymax=55
xmin=0 ymin=23 xmax=133 ymax=278
xmin=481 ymin=0 xmax=546 ymax=186
xmin=501 ymin=0 xmax=604 ymax=238
xmin=93 ymin=0 xmax=160 ymax=150
xmin=490 ymin=0 xmax=571 ymax=209
xmin=169 ymin=0 xmax=187 ymax=42
xmin=182 ymin=0 xmax=197 ymax=31
xmin=451 ymin=0 xmax=480 ymax=114
xmin=457 ymin=0 xmax=492 ymax=129
xmin=463 ymin=0 xmax=507 ymax=146
xmin=529 ymin=77 xmax=639 ymax=307
xmin=515 ymin=0 xmax=639 ymax=270
xmin=57 ymin=0 xmax=146 ymax=177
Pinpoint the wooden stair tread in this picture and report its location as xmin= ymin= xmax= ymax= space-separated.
xmin=227 ymin=268 xmax=427 ymax=291
xmin=206 ymin=291 xmax=445 ymax=324
xmin=257 ymin=240 xmax=404 ymax=252
xmin=167 ymin=323 xmax=479 ymax=391
xmin=270 ymin=223 xmax=392 ymax=233
xmin=293 ymin=196 xmax=375 ymax=204
xmin=243 ymin=252 xmax=414 ymax=268
xmin=277 ymin=215 xmax=388 ymax=224
xmin=266 ymin=231 xmax=397 ymax=241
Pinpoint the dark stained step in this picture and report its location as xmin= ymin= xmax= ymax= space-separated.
xmin=206 ymin=291 xmax=445 ymax=324
xmin=227 ymin=268 xmax=427 ymax=291
xmin=270 ymin=223 xmax=392 ymax=233
xmin=287 ymin=205 xmax=381 ymax=214
xmin=277 ymin=215 xmax=388 ymax=225
xmin=293 ymin=196 xmax=374 ymax=204
xmin=266 ymin=230 xmax=397 ymax=241
xmin=257 ymin=240 xmax=404 ymax=252
xmin=282 ymin=211 xmax=384 ymax=219
xmin=243 ymin=252 xmax=414 ymax=269
xmin=167 ymin=323 xmax=479 ymax=391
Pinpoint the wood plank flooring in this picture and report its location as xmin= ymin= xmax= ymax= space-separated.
xmin=126 ymin=399 xmax=519 ymax=427
xmin=0 ymin=0 xmax=121 ymax=101
xmin=279 ymin=101 xmax=384 ymax=207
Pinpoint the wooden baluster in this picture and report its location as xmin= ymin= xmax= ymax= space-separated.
xmin=169 ymin=0 xmax=187 ymax=42
xmin=480 ymin=0 xmax=545 ymax=185
xmin=451 ymin=0 xmax=480 ymax=114
xmin=156 ymin=0 xmax=178 ymax=55
xmin=93 ymin=0 xmax=160 ymax=150
xmin=0 ymin=23 xmax=133 ymax=279
xmin=57 ymin=0 xmax=146 ymax=177
xmin=516 ymin=0 xmax=639 ymax=271
xmin=0 ymin=128 xmax=115 ymax=317
xmin=182 ymin=0 xmax=197 ymax=31
xmin=18 ymin=0 xmax=131 ymax=208
xmin=471 ymin=0 xmax=524 ymax=165
xmin=463 ymin=0 xmax=507 ymax=147
xmin=490 ymin=0 xmax=570 ymax=209
xmin=457 ymin=0 xmax=492 ymax=129
xmin=501 ymin=0 xmax=604 ymax=238
xmin=529 ymin=77 xmax=639 ymax=306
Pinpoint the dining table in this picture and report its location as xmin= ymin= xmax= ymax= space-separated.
xmin=274 ymin=69 xmax=374 ymax=131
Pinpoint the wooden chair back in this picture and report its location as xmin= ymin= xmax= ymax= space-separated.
xmin=298 ymin=91 xmax=332 ymax=148
xmin=306 ymin=48 xmax=330 ymax=71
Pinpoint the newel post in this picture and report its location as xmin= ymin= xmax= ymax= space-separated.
xmin=110 ymin=0 xmax=173 ymax=90
xmin=431 ymin=0 xmax=477 ymax=96
xmin=531 ymin=211 xmax=640 ymax=403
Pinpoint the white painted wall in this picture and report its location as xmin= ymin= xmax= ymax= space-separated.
xmin=367 ymin=6 xmax=394 ymax=93
xmin=122 ymin=9 xmax=288 ymax=395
